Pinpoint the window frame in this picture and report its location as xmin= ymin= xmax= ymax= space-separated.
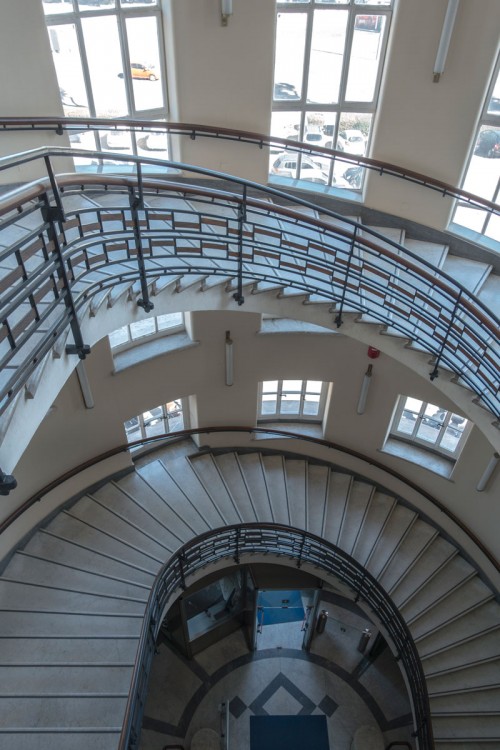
xmin=44 ymin=0 xmax=169 ymax=160
xmin=109 ymin=312 xmax=185 ymax=352
xmin=257 ymin=379 xmax=329 ymax=422
xmin=124 ymin=397 xmax=188 ymax=444
xmin=388 ymin=395 xmax=472 ymax=460
xmin=272 ymin=0 xmax=393 ymax=187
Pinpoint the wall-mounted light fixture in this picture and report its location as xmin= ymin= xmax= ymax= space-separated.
xmin=76 ymin=361 xmax=94 ymax=409
xmin=221 ymin=0 xmax=233 ymax=27
xmin=225 ymin=330 xmax=233 ymax=386
xmin=433 ymin=0 xmax=460 ymax=82
xmin=357 ymin=364 xmax=373 ymax=415
xmin=476 ymin=452 xmax=499 ymax=492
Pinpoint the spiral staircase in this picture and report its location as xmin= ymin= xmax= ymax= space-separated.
xmin=0 ymin=136 xmax=499 ymax=750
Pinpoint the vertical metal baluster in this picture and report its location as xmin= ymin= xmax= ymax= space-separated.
xmin=430 ymin=290 xmax=462 ymax=381
xmin=335 ymin=224 xmax=358 ymax=328
xmin=130 ymin=166 xmax=154 ymax=313
xmin=233 ymin=185 xmax=246 ymax=305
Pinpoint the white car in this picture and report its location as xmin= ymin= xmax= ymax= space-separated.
xmin=271 ymin=153 xmax=349 ymax=187
xmin=337 ymin=129 xmax=367 ymax=155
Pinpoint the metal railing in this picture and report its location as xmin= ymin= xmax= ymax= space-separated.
xmin=118 ymin=523 xmax=434 ymax=750
xmin=0 ymin=146 xmax=498 ymax=423
xmin=0 ymin=117 xmax=498 ymax=219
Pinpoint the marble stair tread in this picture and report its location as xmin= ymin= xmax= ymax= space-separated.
xmin=430 ymin=686 xmax=500 ymax=713
xmin=403 ymin=238 xmax=448 ymax=268
xmin=212 ymin=453 xmax=259 ymax=522
xmin=305 ymin=463 xmax=330 ymax=536
xmin=476 ymin=272 xmax=500 ymax=318
xmin=378 ymin=520 xmax=438 ymax=594
xmin=0 ymin=732 xmax=121 ymax=750
xmin=0 ymin=664 xmax=133 ymax=694
xmin=431 ymin=714 xmax=500 ymax=739
xmin=322 ymin=471 xmax=353 ymax=544
xmin=398 ymin=554 xmax=477 ymax=622
xmin=188 ymin=453 xmax=243 ymax=525
xmin=422 ymin=628 xmax=500 ymax=674
xmin=350 ymin=491 xmax=395 ymax=566
xmin=236 ymin=453 xmax=274 ymax=522
xmin=0 ymin=694 xmax=127 ymax=727
xmin=425 ymin=658 xmax=500 ymax=692
xmin=165 ymin=456 xmax=229 ymax=529
xmin=45 ymin=512 xmax=160 ymax=573
xmin=0 ymin=609 xmax=142 ymax=638
xmin=389 ymin=536 xmax=457 ymax=607
xmin=365 ymin=504 xmax=416 ymax=578
xmin=261 ymin=454 xmax=290 ymax=525
xmin=336 ymin=480 xmax=374 ymax=556
xmin=0 ymin=636 xmax=139 ymax=665
xmin=440 ymin=256 xmax=492 ymax=294
xmin=362 ymin=224 xmax=405 ymax=251
xmin=415 ymin=598 xmax=500 ymax=655
xmin=284 ymin=459 xmax=307 ymax=530
xmin=113 ymin=470 xmax=201 ymax=542
xmin=2 ymin=552 xmax=150 ymax=601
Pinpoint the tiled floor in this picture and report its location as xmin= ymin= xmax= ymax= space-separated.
xmin=140 ymin=595 xmax=415 ymax=750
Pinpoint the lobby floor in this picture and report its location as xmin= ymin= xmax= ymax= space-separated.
xmin=140 ymin=594 xmax=415 ymax=750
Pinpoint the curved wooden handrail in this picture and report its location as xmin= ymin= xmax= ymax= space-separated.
xmin=0 ymin=117 xmax=498 ymax=216
xmin=2 ymin=426 xmax=498 ymax=581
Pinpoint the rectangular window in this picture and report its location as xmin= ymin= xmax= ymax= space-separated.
xmin=124 ymin=399 xmax=186 ymax=443
xmin=271 ymin=0 xmax=393 ymax=191
xmin=451 ymin=55 xmax=500 ymax=245
xmin=109 ymin=312 xmax=184 ymax=349
xmin=258 ymin=379 xmax=328 ymax=422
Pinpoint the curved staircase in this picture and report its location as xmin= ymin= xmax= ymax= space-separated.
xmin=0 ymin=441 xmax=499 ymax=749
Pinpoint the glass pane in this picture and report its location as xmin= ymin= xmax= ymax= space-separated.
xmin=269 ymin=111 xmax=302 ymax=175
xmin=416 ymin=403 xmax=442 ymax=444
xmin=71 ymin=129 xmax=100 ymax=169
xmin=316 ymin=0 xmax=349 ymax=4
xmin=109 ymin=326 xmax=129 ymax=348
xmin=82 ymin=16 xmax=128 ymax=117
xmin=337 ymin=113 xmax=371 ymax=155
xmin=126 ymin=16 xmax=164 ymax=112
xmin=346 ymin=16 xmax=386 ymax=102
xmin=306 ymin=380 xmax=323 ymax=393
xmin=395 ymin=396 xmax=421 ymax=435
xmin=130 ymin=318 xmax=156 ymax=339
xmin=303 ymin=112 xmax=336 ymax=149
xmin=99 ymin=129 xmax=134 ymax=158
xmin=121 ymin=0 xmax=157 ymax=6
xmin=440 ymin=418 xmax=466 ymax=453
xmin=355 ymin=0 xmax=391 ymax=4
xmin=166 ymin=400 xmax=184 ymax=432
xmin=452 ymin=204 xmax=488 ymax=233
xmin=43 ymin=0 xmax=74 ymax=15
xmin=262 ymin=380 xmax=278 ymax=393
xmin=282 ymin=380 xmax=303 ymax=392
xmin=303 ymin=394 xmax=320 ymax=415
xmin=124 ymin=416 xmax=140 ymax=442
xmin=157 ymin=313 xmax=183 ymax=330
xmin=461 ymin=126 xmax=500 ymax=201
xmin=280 ymin=396 xmax=301 ymax=414
xmin=261 ymin=395 xmax=277 ymax=414
xmin=485 ymin=212 xmax=500 ymax=241
xmin=274 ymin=13 xmax=307 ymax=100
xmin=136 ymin=127 xmax=169 ymax=161
xmin=486 ymin=69 xmax=500 ymax=114
xmin=143 ymin=406 xmax=165 ymax=437
xmin=185 ymin=572 xmax=244 ymax=641
xmin=307 ymin=10 xmax=348 ymax=104
xmin=48 ymin=25 xmax=90 ymax=118
xmin=78 ymin=0 xmax=116 ymax=11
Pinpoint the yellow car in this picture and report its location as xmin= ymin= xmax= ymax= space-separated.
xmin=131 ymin=62 xmax=158 ymax=81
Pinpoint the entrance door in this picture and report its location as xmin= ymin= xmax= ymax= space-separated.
xmin=253 ymin=589 xmax=319 ymax=651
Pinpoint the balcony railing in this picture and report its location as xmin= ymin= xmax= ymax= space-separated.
xmin=0 ymin=145 xmax=498 ymax=426
xmin=118 ymin=522 xmax=433 ymax=750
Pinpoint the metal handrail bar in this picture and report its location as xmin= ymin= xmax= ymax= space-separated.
xmin=118 ymin=523 xmax=433 ymax=750
xmin=0 ymin=151 xmax=498 ymax=416
xmin=1 ymin=426 xmax=498 ymax=579
xmin=0 ymin=117 xmax=497 ymax=216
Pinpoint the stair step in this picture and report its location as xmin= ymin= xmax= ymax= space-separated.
xmin=390 ymin=536 xmax=457 ymax=607
xmin=262 ymin=454 xmax=290 ymax=525
xmin=426 ymin=658 xmax=500 ymax=693
xmin=422 ymin=628 xmax=500 ymax=673
xmin=306 ymin=463 xmax=330 ymax=537
xmin=236 ymin=453 xmax=274 ymax=522
xmin=285 ymin=459 xmax=307 ymax=530
xmin=350 ymin=491 xmax=394 ymax=566
xmin=379 ymin=519 xmax=438 ymax=594
xmin=212 ymin=452 xmax=259 ymax=523
xmin=337 ymin=480 xmax=374 ymax=556
xmin=410 ymin=580 xmax=494 ymax=641
xmin=365 ymin=504 xmax=416 ymax=578
xmin=188 ymin=453 xmax=243 ymax=526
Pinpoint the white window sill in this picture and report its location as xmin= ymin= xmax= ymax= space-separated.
xmin=259 ymin=318 xmax=336 ymax=335
xmin=381 ymin=437 xmax=456 ymax=479
xmin=113 ymin=332 xmax=197 ymax=372
xmin=254 ymin=421 xmax=323 ymax=440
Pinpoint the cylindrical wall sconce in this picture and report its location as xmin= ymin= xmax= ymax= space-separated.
xmin=221 ymin=0 xmax=233 ymax=26
xmin=357 ymin=364 xmax=373 ymax=415
xmin=225 ymin=330 xmax=233 ymax=386
xmin=476 ymin=452 xmax=499 ymax=492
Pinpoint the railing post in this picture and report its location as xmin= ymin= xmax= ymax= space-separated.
xmin=430 ymin=290 xmax=462 ymax=381
xmin=41 ymin=159 xmax=90 ymax=360
xmin=129 ymin=173 xmax=154 ymax=314
xmin=234 ymin=526 xmax=240 ymax=564
xmin=335 ymin=224 xmax=358 ymax=328
xmin=232 ymin=185 xmax=246 ymax=306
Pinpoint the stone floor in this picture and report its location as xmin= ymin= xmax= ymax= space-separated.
xmin=139 ymin=595 xmax=415 ymax=750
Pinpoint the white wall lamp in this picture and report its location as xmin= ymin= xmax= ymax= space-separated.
xmin=225 ymin=330 xmax=234 ymax=386
xmin=221 ymin=0 xmax=233 ymax=27
xmin=476 ymin=452 xmax=499 ymax=492
xmin=76 ymin=360 xmax=94 ymax=409
xmin=433 ymin=0 xmax=460 ymax=82
xmin=357 ymin=364 xmax=373 ymax=415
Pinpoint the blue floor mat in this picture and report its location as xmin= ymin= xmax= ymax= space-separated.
xmin=259 ymin=590 xmax=304 ymax=626
xmin=250 ymin=715 xmax=329 ymax=750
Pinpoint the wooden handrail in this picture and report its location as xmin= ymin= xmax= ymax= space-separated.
xmin=0 ymin=117 xmax=498 ymax=215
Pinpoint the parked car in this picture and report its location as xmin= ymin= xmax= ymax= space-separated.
xmin=422 ymin=409 xmax=466 ymax=436
xmin=274 ymin=82 xmax=300 ymax=100
xmin=131 ymin=62 xmax=158 ymax=81
xmin=285 ymin=128 xmax=333 ymax=149
xmin=343 ymin=165 xmax=363 ymax=188
xmin=272 ymin=153 xmax=330 ymax=183
xmin=337 ymin=129 xmax=367 ymax=156
xmin=355 ymin=15 xmax=383 ymax=32
xmin=474 ymin=129 xmax=500 ymax=158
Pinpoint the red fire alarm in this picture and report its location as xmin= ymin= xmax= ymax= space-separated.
xmin=367 ymin=346 xmax=380 ymax=359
